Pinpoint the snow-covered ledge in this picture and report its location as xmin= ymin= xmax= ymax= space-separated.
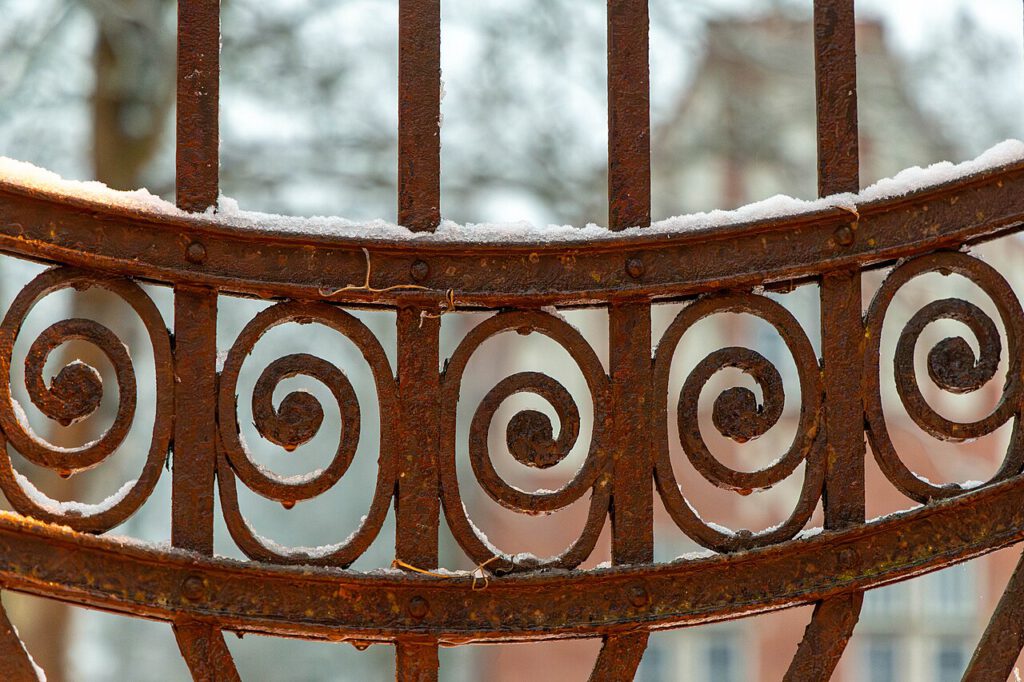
xmin=0 ymin=140 xmax=1022 ymax=308
xmin=1 ymin=139 xmax=1023 ymax=243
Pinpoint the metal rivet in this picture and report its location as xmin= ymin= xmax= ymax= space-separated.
xmin=838 ymin=547 xmax=857 ymax=569
xmin=410 ymin=259 xmax=430 ymax=282
xmin=835 ymin=225 xmax=855 ymax=247
xmin=186 ymin=241 xmax=207 ymax=264
xmin=182 ymin=576 xmax=205 ymax=602
xmin=628 ymin=584 xmax=649 ymax=607
xmin=408 ymin=595 xmax=429 ymax=619
xmin=626 ymin=257 xmax=645 ymax=279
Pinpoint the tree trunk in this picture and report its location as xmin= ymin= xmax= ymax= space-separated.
xmin=14 ymin=4 xmax=174 ymax=681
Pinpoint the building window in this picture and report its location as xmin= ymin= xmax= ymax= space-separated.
xmin=865 ymin=636 xmax=898 ymax=682
xmin=935 ymin=638 xmax=969 ymax=682
xmin=704 ymin=633 xmax=739 ymax=682
xmin=923 ymin=565 xmax=973 ymax=616
xmin=635 ymin=639 xmax=668 ymax=682
xmin=862 ymin=581 xmax=910 ymax=620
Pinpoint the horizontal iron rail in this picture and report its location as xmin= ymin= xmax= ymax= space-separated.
xmin=1 ymin=474 xmax=1023 ymax=642
xmin=0 ymin=163 xmax=1020 ymax=308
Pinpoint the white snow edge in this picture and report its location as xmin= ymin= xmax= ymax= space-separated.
xmin=2 ymin=139 xmax=1022 ymax=243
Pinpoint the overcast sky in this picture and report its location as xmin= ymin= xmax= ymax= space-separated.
xmin=862 ymin=0 xmax=1022 ymax=50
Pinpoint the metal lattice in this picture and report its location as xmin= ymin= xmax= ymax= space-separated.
xmin=0 ymin=1 xmax=1022 ymax=680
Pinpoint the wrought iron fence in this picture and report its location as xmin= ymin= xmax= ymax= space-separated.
xmin=0 ymin=0 xmax=1022 ymax=680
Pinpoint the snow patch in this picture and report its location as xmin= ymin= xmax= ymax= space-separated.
xmin=0 ymin=156 xmax=183 ymax=216
xmin=14 ymin=471 xmax=135 ymax=516
xmin=2 ymin=139 xmax=1023 ymax=242
xmin=11 ymin=399 xmax=100 ymax=453
xmin=10 ymin=621 xmax=46 ymax=681
xmin=796 ymin=526 xmax=824 ymax=539
xmin=253 ymin=514 xmax=366 ymax=560
xmin=866 ymin=506 xmax=924 ymax=524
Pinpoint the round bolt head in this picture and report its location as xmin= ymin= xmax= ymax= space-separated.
xmin=626 ymin=258 xmax=645 ymax=279
xmin=835 ymin=225 xmax=855 ymax=247
xmin=408 ymin=595 xmax=429 ymax=619
xmin=410 ymin=259 xmax=430 ymax=282
xmin=182 ymin=575 xmax=205 ymax=601
xmin=838 ymin=547 xmax=858 ymax=569
xmin=186 ymin=241 xmax=207 ymax=264
xmin=628 ymin=584 xmax=649 ymax=607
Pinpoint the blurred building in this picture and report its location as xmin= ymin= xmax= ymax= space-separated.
xmin=652 ymin=13 xmax=957 ymax=217
xmin=3 ymin=6 xmax=1023 ymax=682
xmin=472 ymin=13 xmax=1024 ymax=682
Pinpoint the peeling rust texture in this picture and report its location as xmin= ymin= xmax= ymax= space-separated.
xmin=1 ymin=0 xmax=1024 ymax=680
xmin=176 ymin=0 xmax=219 ymax=213
xmin=1 ymin=165 xmax=1023 ymax=307
xmin=173 ymin=619 xmax=242 ymax=682
xmin=171 ymin=4 xmax=234 ymax=678
xmin=395 ymin=305 xmax=442 ymax=681
xmin=964 ymin=550 xmax=1024 ymax=681
xmin=398 ymin=0 xmax=441 ymax=232
xmin=607 ymin=0 xmax=651 ymax=230
xmin=788 ymin=3 xmax=867 ymax=677
xmin=0 ymin=594 xmax=40 ymax=681
xmin=2 ymin=475 xmax=1024 ymax=637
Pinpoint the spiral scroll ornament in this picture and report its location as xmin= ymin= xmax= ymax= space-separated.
xmin=216 ymin=301 xmax=397 ymax=566
xmin=439 ymin=310 xmax=611 ymax=574
xmin=0 ymin=267 xmax=173 ymax=533
xmin=865 ymin=252 xmax=1024 ymax=503
xmin=653 ymin=293 xmax=825 ymax=552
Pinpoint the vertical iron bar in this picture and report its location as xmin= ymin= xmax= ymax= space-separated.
xmin=963 ymin=550 xmax=1024 ymax=681
xmin=172 ymin=0 xmax=219 ymax=562
xmin=0 ymin=595 xmax=40 ymax=681
xmin=591 ymin=301 xmax=653 ymax=682
xmin=966 ymin=15 xmax=1024 ymax=671
xmin=595 ymin=1 xmax=653 ymax=676
xmin=819 ymin=268 xmax=865 ymax=528
xmin=608 ymin=302 xmax=653 ymax=564
xmin=395 ymin=305 xmax=441 ymax=682
xmin=607 ymin=0 xmax=651 ymax=230
xmin=175 ymin=0 xmax=220 ymax=213
xmin=171 ymin=288 xmax=218 ymax=555
xmin=398 ymin=0 xmax=441 ymax=232
xmin=173 ymin=2 xmax=238 ymax=679
xmin=813 ymin=1 xmax=859 ymax=198
xmin=396 ymin=0 xmax=442 ymax=673
xmin=173 ymin=621 xmax=241 ymax=682
xmin=788 ymin=2 xmax=864 ymax=678
xmin=813 ymin=0 xmax=863 ymax=531
xmin=395 ymin=639 xmax=440 ymax=682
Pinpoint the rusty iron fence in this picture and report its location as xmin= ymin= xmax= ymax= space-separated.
xmin=0 ymin=0 xmax=1022 ymax=680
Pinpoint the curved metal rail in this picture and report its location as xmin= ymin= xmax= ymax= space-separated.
xmin=2 ymin=473 xmax=1024 ymax=642
xmin=1 ymin=0 xmax=1023 ymax=680
xmin=0 ymin=159 xmax=1021 ymax=308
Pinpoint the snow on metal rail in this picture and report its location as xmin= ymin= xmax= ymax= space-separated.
xmin=0 ymin=1 xmax=1023 ymax=681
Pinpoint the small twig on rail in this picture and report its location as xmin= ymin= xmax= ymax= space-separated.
xmin=471 ymin=556 xmax=500 ymax=591
xmin=419 ymin=288 xmax=457 ymax=328
xmin=390 ymin=555 xmax=500 ymax=591
xmin=391 ymin=559 xmax=451 ymax=579
xmin=319 ymin=247 xmax=431 ymax=297
xmin=837 ymin=204 xmax=860 ymax=222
